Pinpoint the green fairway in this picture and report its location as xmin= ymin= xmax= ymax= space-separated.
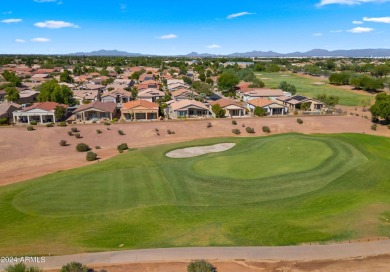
xmin=257 ymin=72 xmax=372 ymax=106
xmin=0 ymin=133 xmax=390 ymax=255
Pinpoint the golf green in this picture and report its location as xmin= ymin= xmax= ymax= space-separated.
xmin=1 ymin=133 xmax=390 ymax=255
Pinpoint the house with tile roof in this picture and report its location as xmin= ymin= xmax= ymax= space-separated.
xmin=0 ymin=102 xmax=21 ymax=121
xmin=12 ymin=102 xmax=67 ymax=124
xmin=239 ymin=88 xmax=285 ymax=102
xmin=72 ymin=101 xmax=117 ymax=122
xmin=121 ymin=100 xmax=159 ymax=121
xmin=166 ymin=99 xmax=210 ymax=119
xmin=247 ymin=98 xmax=288 ymax=116
xmin=276 ymin=95 xmax=324 ymax=112
xmin=171 ymin=88 xmax=198 ymax=101
xmin=209 ymin=98 xmax=247 ymax=118
xmin=137 ymin=88 xmax=165 ymax=102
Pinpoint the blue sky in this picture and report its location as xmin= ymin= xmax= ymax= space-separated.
xmin=1 ymin=0 xmax=390 ymax=55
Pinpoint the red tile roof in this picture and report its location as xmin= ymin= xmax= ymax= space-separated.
xmin=22 ymin=102 xmax=67 ymax=112
xmin=122 ymin=100 xmax=159 ymax=110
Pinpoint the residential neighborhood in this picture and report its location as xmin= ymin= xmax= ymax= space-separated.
xmin=0 ymin=58 xmax=338 ymax=126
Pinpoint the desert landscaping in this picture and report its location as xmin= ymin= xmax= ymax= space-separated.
xmin=1 ymin=114 xmax=389 ymax=186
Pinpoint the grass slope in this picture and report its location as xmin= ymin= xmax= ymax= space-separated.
xmin=0 ymin=134 xmax=389 ymax=255
xmin=257 ymin=72 xmax=371 ymax=106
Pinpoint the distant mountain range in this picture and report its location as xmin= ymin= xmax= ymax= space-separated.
xmin=67 ymin=48 xmax=390 ymax=58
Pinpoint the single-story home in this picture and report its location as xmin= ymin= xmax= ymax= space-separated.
xmin=121 ymin=100 xmax=159 ymax=121
xmin=30 ymin=73 xmax=50 ymax=83
xmin=73 ymin=90 xmax=99 ymax=104
xmin=277 ymin=95 xmax=324 ymax=112
xmin=137 ymin=80 xmax=159 ymax=90
xmin=13 ymin=102 xmax=67 ymax=124
xmin=247 ymin=98 xmax=288 ymax=116
xmin=166 ymin=99 xmax=210 ymax=119
xmin=16 ymin=90 xmax=39 ymax=105
xmin=73 ymin=101 xmax=117 ymax=122
xmin=0 ymin=102 xmax=21 ymax=120
xmin=209 ymin=98 xmax=247 ymax=118
xmin=239 ymin=88 xmax=285 ymax=102
xmin=137 ymin=88 xmax=165 ymax=102
xmin=101 ymin=90 xmax=132 ymax=105
xmin=171 ymin=88 xmax=199 ymax=101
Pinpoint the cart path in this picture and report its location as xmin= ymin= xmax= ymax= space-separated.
xmin=2 ymin=240 xmax=390 ymax=270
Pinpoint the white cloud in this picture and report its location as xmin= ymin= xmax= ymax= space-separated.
xmin=331 ymin=29 xmax=343 ymax=32
xmin=207 ymin=44 xmax=221 ymax=49
xmin=1 ymin=18 xmax=22 ymax=23
xmin=352 ymin=20 xmax=364 ymax=24
xmin=2 ymin=11 xmax=12 ymax=15
xmin=34 ymin=20 xmax=79 ymax=29
xmin=15 ymin=39 xmax=26 ymax=43
xmin=348 ymin=27 xmax=374 ymax=33
xmin=31 ymin=37 xmax=51 ymax=42
xmin=363 ymin=16 xmax=390 ymax=23
xmin=317 ymin=0 xmax=390 ymax=6
xmin=227 ymin=12 xmax=255 ymax=19
xmin=159 ymin=34 xmax=177 ymax=40
xmin=313 ymin=33 xmax=323 ymax=36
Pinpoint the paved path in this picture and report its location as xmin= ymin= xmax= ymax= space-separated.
xmin=1 ymin=241 xmax=390 ymax=270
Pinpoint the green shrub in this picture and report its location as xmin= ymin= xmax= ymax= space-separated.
xmin=207 ymin=122 xmax=212 ymax=128
xmin=294 ymin=110 xmax=299 ymax=115
xmin=76 ymin=143 xmax=90 ymax=152
xmin=96 ymin=129 xmax=102 ymax=134
xmin=297 ymin=118 xmax=303 ymax=124
xmin=71 ymin=127 xmax=78 ymax=133
xmin=232 ymin=120 xmax=237 ymax=125
xmin=5 ymin=262 xmax=42 ymax=272
xmin=74 ymin=133 xmax=81 ymax=138
xmin=387 ymin=125 xmax=390 ymax=130
xmin=29 ymin=120 xmax=38 ymax=125
xmin=232 ymin=128 xmax=241 ymax=135
xmin=86 ymin=151 xmax=97 ymax=161
xmin=0 ymin=117 xmax=8 ymax=125
xmin=371 ymin=124 xmax=377 ymax=131
xmin=117 ymin=143 xmax=129 ymax=153
xmin=60 ymin=261 xmax=88 ymax=272
xmin=254 ymin=106 xmax=266 ymax=117
xmin=246 ymin=127 xmax=255 ymax=133
xmin=57 ymin=121 xmax=67 ymax=127
xmin=68 ymin=131 xmax=73 ymax=136
xmin=187 ymin=260 xmax=216 ymax=272
xmin=59 ymin=140 xmax=67 ymax=146
xmin=112 ymin=118 xmax=118 ymax=122
xmin=104 ymin=121 xmax=110 ymax=126
xmin=167 ymin=129 xmax=175 ymax=135
xmin=46 ymin=122 xmax=54 ymax=127
xmin=118 ymin=130 xmax=125 ymax=135
xmin=27 ymin=125 xmax=34 ymax=131
xmin=262 ymin=126 xmax=271 ymax=133
xmin=95 ymin=146 xmax=101 ymax=149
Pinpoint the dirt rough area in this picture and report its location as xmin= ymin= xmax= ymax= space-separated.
xmin=0 ymin=115 xmax=389 ymax=186
xmin=45 ymin=255 xmax=390 ymax=272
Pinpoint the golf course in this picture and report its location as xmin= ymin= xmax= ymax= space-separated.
xmin=1 ymin=133 xmax=390 ymax=256
xmin=257 ymin=72 xmax=373 ymax=106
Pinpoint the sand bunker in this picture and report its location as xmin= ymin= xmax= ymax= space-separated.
xmin=166 ymin=143 xmax=236 ymax=158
